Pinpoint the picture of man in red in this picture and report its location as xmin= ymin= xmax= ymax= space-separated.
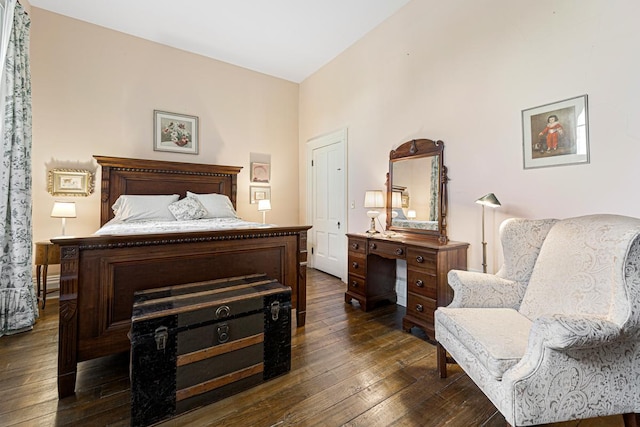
xmin=538 ymin=114 xmax=564 ymax=152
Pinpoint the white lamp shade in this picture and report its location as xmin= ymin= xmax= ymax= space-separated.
xmin=407 ymin=210 xmax=417 ymax=219
xmin=257 ymin=199 xmax=271 ymax=211
xmin=51 ymin=201 xmax=77 ymax=218
xmin=364 ymin=190 xmax=384 ymax=208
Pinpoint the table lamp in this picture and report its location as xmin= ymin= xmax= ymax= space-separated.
xmin=475 ymin=193 xmax=501 ymax=273
xmin=364 ymin=190 xmax=384 ymax=234
xmin=407 ymin=209 xmax=417 ymax=220
xmin=258 ymin=199 xmax=271 ymax=224
xmin=51 ymin=201 xmax=76 ymax=236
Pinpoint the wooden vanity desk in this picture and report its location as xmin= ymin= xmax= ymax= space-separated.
xmin=346 ymin=233 xmax=468 ymax=339
xmin=347 ymin=138 xmax=469 ymax=339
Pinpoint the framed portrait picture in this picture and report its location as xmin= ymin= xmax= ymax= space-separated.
xmin=522 ymin=95 xmax=589 ymax=169
xmin=250 ymin=186 xmax=271 ymax=204
xmin=48 ymin=169 xmax=95 ymax=197
xmin=153 ymin=110 xmax=199 ymax=154
xmin=250 ymin=162 xmax=270 ymax=183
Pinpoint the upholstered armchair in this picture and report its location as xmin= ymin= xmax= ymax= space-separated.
xmin=435 ymin=214 xmax=640 ymax=427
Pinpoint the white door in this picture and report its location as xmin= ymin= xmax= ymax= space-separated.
xmin=307 ymin=129 xmax=347 ymax=281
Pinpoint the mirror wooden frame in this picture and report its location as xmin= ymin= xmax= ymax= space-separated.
xmin=386 ymin=139 xmax=448 ymax=243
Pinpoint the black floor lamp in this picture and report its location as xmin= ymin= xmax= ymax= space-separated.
xmin=475 ymin=193 xmax=501 ymax=273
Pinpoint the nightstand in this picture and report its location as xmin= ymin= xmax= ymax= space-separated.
xmin=34 ymin=241 xmax=60 ymax=309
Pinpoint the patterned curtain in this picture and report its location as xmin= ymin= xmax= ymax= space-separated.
xmin=429 ymin=155 xmax=439 ymax=221
xmin=0 ymin=1 xmax=36 ymax=336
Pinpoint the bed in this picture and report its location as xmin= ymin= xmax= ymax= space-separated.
xmin=53 ymin=156 xmax=310 ymax=398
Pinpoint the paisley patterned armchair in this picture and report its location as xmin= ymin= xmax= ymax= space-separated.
xmin=435 ymin=214 xmax=640 ymax=426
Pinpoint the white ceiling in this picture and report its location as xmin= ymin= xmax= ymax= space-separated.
xmin=29 ymin=0 xmax=410 ymax=83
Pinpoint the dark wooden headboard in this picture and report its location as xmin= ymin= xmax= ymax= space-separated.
xmin=94 ymin=156 xmax=242 ymax=226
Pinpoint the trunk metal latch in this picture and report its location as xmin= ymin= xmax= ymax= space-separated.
xmin=217 ymin=323 xmax=230 ymax=343
xmin=271 ymin=301 xmax=281 ymax=321
xmin=215 ymin=305 xmax=231 ymax=319
xmin=154 ymin=326 xmax=168 ymax=352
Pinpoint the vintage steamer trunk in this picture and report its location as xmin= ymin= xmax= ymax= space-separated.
xmin=130 ymin=274 xmax=291 ymax=427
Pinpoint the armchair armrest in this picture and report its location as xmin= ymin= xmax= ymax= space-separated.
xmin=447 ymin=270 xmax=527 ymax=309
xmin=503 ymin=314 xmax=624 ymax=386
xmin=533 ymin=314 xmax=623 ymax=350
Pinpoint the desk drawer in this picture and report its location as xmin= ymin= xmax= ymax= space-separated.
xmin=406 ymin=248 xmax=437 ymax=272
xmin=348 ymin=237 xmax=367 ymax=255
xmin=406 ymin=293 xmax=436 ymax=324
xmin=407 ymin=269 xmax=436 ymax=299
xmin=347 ymin=275 xmax=365 ymax=296
xmin=348 ymin=253 xmax=366 ymax=276
xmin=368 ymin=240 xmax=406 ymax=259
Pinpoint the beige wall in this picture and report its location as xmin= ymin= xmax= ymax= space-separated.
xmin=299 ymin=0 xmax=640 ymax=272
xmin=29 ymin=1 xmax=640 ymax=275
xmin=30 ymin=8 xmax=299 ymax=242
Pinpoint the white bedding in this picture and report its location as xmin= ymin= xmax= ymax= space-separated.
xmin=94 ymin=217 xmax=272 ymax=236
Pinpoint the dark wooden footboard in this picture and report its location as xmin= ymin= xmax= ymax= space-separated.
xmin=53 ymin=226 xmax=309 ymax=398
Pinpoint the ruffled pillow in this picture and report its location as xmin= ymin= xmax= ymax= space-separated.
xmin=168 ymin=196 xmax=208 ymax=221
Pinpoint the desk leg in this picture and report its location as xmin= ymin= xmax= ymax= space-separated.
xmin=42 ymin=265 xmax=48 ymax=309
xmin=36 ymin=265 xmax=42 ymax=299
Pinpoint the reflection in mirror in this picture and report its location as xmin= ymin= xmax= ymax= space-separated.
xmin=386 ymin=139 xmax=448 ymax=242
xmin=390 ymin=155 xmax=439 ymax=231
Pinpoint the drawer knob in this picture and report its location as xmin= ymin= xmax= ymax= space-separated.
xmin=415 ymin=279 xmax=424 ymax=288
xmin=370 ymin=243 xmax=377 ymax=250
xmin=352 ymin=262 xmax=359 ymax=269
xmin=395 ymin=248 xmax=404 ymax=256
xmin=351 ymin=281 xmax=359 ymax=288
xmin=352 ymin=243 xmax=359 ymax=250
xmin=416 ymin=255 xmax=424 ymax=263
xmin=416 ymin=304 xmax=424 ymax=313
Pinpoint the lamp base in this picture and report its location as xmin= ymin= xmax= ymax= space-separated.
xmin=366 ymin=217 xmax=379 ymax=234
xmin=366 ymin=210 xmax=380 ymax=234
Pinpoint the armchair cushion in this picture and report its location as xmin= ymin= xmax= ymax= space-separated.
xmin=436 ymin=307 xmax=531 ymax=380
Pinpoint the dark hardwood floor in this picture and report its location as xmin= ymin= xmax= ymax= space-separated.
xmin=0 ymin=269 xmax=625 ymax=426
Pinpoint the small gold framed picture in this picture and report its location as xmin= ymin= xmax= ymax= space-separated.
xmin=48 ymin=169 xmax=94 ymax=197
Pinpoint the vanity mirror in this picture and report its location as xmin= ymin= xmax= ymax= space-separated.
xmin=386 ymin=139 xmax=448 ymax=242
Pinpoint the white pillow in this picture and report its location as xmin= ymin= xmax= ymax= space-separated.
xmin=186 ymin=191 xmax=238 ymax=218
xmin=168 ymin=196 xmax=207 ymax=221
xmin=111 ymin=194 xmax=179 ymax=222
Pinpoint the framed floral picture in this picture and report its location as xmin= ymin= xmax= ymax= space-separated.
xmin=154 ymin=110 xmax=199 ymax=154
xmin=522 ymin=95 xmax=589 ymax=169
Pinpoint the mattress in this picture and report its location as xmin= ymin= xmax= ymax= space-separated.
xmin=95 ymin=217 xmax=272 ymax=236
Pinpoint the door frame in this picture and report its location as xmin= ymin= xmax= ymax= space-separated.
xmin=306 ymin=128 xmax=348 ymax=282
